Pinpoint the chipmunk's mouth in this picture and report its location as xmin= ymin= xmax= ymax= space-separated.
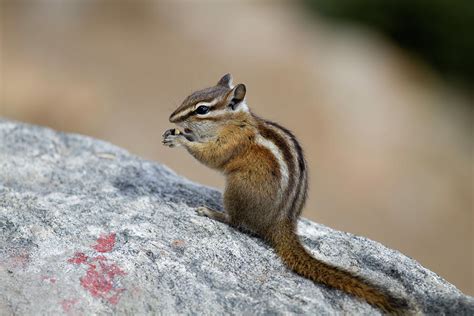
xmin=182 ymin=128 xmax=195 ymax=141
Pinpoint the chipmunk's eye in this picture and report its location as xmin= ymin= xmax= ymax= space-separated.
xmin=195 ymin=105 xmax=210 ymax=115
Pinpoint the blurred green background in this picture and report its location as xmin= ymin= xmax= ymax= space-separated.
xmin=1 ymin=0 xmax=472 ymax=296
xmin=304 ymin=0 xmax=474 ymax=86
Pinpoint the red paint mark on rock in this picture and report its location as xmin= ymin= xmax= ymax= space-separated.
xmin=80 ymin=255 xmax=126 ymax=304
xmin=68 ymin=252 xmax=89 ymax=264
xmin=67 ymin=234 xmax=126 ymax=305
xmin=92 ymin=233 xmax=116 ymax=253
xmin=61 ymin=299 xmax=78 ymax=312
xmin=94 ymin=255 xmax=107 ymax=261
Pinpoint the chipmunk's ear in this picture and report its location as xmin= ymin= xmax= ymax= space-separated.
xmin=228 ymin=84 xmax=246 ymax=110
xmin=217 ymin=73 xmax=233 ymax=88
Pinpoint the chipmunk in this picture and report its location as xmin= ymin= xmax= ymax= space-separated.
xmin=162 ymin=74 xmax=409 ymax=314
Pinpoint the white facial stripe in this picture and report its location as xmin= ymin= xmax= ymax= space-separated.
xmin=204 ymin=108 xmax=227 ymax=117
xmin=172 ymin=107 xmax=194 ymax=121
xmin=194 ymin=99 xmax=219 ymax=111
xmin=171 ymin=99 xmax=221 ymax=121
xmin=255 ymin=135 xmax=289 ymax=200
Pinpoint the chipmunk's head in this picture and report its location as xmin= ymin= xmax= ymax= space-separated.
xmin=169 ymin=73 xmax=248 ymax=141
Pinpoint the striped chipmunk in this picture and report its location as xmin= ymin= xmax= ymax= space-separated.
xmin=162 ymin=74 xmax=410 ymax=314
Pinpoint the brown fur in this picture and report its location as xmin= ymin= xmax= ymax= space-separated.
xmin=163 ymin=74 xmax=410 ymax=314
xmin=271 ymin=221 xmax=408 ymax=315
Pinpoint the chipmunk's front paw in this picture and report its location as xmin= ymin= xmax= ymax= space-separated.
xmin=162 ymin=128 xmax=185 ymax=148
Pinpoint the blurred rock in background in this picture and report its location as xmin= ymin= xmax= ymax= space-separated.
xmin=1 ymin=0 xmax=472 ymax=295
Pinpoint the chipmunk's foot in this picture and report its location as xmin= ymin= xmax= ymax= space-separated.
xmin=195 ymin=206 xmax=211 ymax=217
xmin=195 ymin=206 xmax=230 ymax=224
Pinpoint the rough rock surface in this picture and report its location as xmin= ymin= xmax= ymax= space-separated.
xmin=0 ymin=119 xmax=472 ymax=315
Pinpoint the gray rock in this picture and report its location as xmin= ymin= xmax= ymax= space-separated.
xmin=0 ymin=119 xmax=472 ymax=315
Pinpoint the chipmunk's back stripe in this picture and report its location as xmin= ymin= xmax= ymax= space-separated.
xmin=255 ymin=135 xmax=289 ymax=197
xmin=266 ymin=123 xmax=301 ymax=217
xmin=257 ymin=121 xmax=297 ymax=212
xmin=266 ymin=120 xmax=307 ymax=216
xmin=293 ymin=166 xmax=308 ymax=217
xmin=267 ymin=121 xmax=305 ymax=173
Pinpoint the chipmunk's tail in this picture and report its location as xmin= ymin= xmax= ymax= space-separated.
xmin=269 ymin=220 xmax=409 ymax=315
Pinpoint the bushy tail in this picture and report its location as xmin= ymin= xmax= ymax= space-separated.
xmin=269 ymin=221 xmax=409 ymax=315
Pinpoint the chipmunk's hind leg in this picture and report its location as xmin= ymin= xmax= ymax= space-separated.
xmin=196 ymin=206 xmax=231 ymax=225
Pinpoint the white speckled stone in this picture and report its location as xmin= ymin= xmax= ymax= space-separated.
xmin=0 ymin=119 xmax=472 ymax=315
